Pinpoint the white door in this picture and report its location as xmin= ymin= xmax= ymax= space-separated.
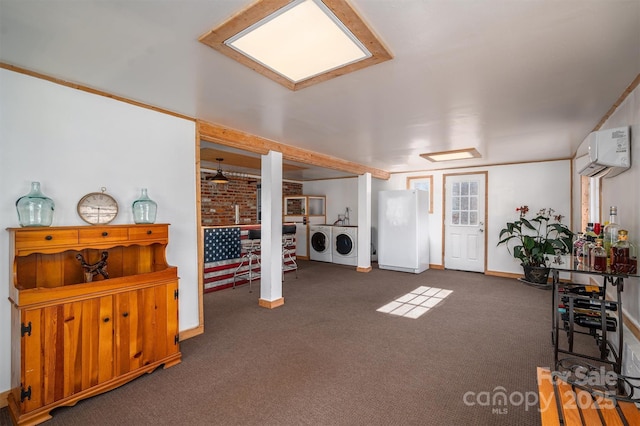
xmin=444 ymin=173 xmax=486 ymax=272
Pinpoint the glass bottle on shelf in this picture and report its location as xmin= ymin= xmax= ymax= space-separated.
xmin=15 ymin=181 xmax=55 ymax=227
xmin=611 ymin=230 xmax=630 ymax=274
xmin=590 ymin=238 xmax=607 ymax=272
xmin=573 ymin=232 xmax=586 ymax=268
xmin=132 ymin=188 xmax=157 ymax=224
xmin=603 ymin=206 xmax=620 ymax=269
xmin=584 ymin=235 xmax=596 ymax=271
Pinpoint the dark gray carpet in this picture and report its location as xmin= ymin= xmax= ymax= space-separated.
xmin=1 ymin=261 xmax=602 ymax=425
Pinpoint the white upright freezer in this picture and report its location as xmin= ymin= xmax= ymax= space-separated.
xmin=378 ymin=189 xmax=430 ymax=273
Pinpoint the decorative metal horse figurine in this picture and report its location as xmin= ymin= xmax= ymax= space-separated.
xmin=76 ymin=251 xmax=109 ymax=282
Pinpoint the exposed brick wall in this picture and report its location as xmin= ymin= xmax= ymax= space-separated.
xmin=201 ymin=172 xmax=302 ymax=225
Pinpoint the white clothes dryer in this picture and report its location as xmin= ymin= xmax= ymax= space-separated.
xmin=309 ymin=225 xmax=333 ymax=262
xmin=332 ymin=226 xmax=357 ymax=266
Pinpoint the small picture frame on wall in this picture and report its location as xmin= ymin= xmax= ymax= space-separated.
xmin=406 ymin=175 xmax=433 ymax=213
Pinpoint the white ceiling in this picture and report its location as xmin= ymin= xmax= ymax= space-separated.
xmin=2 ymin=0 xmax=639 ymax=180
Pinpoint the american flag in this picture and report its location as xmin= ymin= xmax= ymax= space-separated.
xmin=204 ymin=227 xmax=241 ymax=263
xmin=203 ymin=226 xmax=297 ymax=292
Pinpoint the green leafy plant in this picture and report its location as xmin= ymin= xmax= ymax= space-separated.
xmin=498 ymin=206 xmax=574 ymax=267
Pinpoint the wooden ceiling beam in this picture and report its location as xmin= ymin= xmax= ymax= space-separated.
xmin=197 ymin=120 xmax=390 ymax=180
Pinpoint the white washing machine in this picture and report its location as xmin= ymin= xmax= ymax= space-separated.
xmin=332 ymin=226 xmax=357 ymax=266
xmin=309 ymin=224 xmax=333 ymax=262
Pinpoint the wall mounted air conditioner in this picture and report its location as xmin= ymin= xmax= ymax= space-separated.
xmin=577 ymin=126 xmax=631 ymax=178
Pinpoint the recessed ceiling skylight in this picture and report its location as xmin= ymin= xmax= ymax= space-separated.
xmin=199 ymin=0 xmax=392 ymax=90
xmin=420 ymin=148 xmax=482 ymax=162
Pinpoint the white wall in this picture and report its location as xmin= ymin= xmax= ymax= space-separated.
xmin=304 ymin=178 xmax=358 ymax=225
xmin=0 ymin=69 xmax=199 ymax=394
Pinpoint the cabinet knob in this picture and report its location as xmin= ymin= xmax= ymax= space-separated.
xmin=122 ymin=312 xmax=129 ymax=317
xmin=146 ymin=230 xmax=152 ymax=235
xmin=103 ymin=317 xmax=110 ymax=323
xmin=45 ymin=235 xmax=53 ymax=241
xmin=102 ymin=232 xmax=108 ymax=237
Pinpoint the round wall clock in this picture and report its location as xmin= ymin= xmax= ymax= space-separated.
xmin=77 ymin=187 xmax=119 ymax=225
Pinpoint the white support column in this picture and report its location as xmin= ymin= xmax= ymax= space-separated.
xmin=259 ymin=151 xmax=284 ymax=309
xmin=357 ymin=172 xmax=372 ymax=272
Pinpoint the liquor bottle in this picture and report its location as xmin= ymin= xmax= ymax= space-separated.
xmin=593 ymin=222 xmax=602 ymax=237
xmin=574 ymin=314 xmax=617 ymax=331
xmin=561 ymin=312 xmax=617 ymax=331
xmin=559 ymin=285 xmax=603 ymax=297
xmin=611 ymin=230 xmax=630 ymax=274
xmin=573 ymin=232 xmax=586 ymax=267
xmin=603 ymin=206 xmax=620 ymax=268
xmin=583 ymin=235 xmax=595 ymax=270
xmin=590 ymin=238 xmax=607 ymax=272
xmin=560 ymin=297 xmax=618 ymax=311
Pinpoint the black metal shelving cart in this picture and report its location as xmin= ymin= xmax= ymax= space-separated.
xmin=550 ymin=266 xmax=638 ymax=374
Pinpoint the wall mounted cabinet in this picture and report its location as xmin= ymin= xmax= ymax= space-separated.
xmin=7 ymin=224 xmax=181 ymax=426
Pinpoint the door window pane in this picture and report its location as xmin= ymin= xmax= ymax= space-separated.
xmin=450 ymin=179 xmax=479 ymax=226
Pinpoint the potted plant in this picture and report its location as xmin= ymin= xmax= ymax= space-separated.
xmin=497 ymin=206 xmax=574 ymax=285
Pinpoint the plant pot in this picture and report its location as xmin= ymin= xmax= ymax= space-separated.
xmin=522 ymin=265 xmax=551 ymax=285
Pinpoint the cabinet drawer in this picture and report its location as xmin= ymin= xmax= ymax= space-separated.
xmin=79 ymin=227 xmax=129 ymax=244
xmin=129 ymin=225 xmax=168 ymax=241
xmin=14 ymin=229 xmax=79 ymax=249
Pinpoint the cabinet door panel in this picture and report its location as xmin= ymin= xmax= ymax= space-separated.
xmin=154 ymin=281 xmax=179 ymax=359
xmin=97 ymin=296 xmax=114 ymax=384
xmin=114 ymin=283 xmax=179 ymax=375
xmin=115 ymin=287 xmax=157 ymax=373
xmin=63 ymin=301 xmax=83 ymax=397
xmin=140 ymin=286 xmax=158 ymax=365
xmin=80 ymin=298 xmax=100 ymax=389
xmin=21 ymin=309 xmax=43 ymax=413
xmin=42 ymin=305 xmax=62 ymax=406
xmin=164 ymin=281 xmax=180 ymax=357
xmin=115 ymin=290 xmax=142 ymax=374
xmin=21 ymin=297 xmax=115 ymax=412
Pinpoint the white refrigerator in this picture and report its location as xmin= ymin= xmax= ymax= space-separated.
xmin=378 ymin=189 xmax=430 ymax=273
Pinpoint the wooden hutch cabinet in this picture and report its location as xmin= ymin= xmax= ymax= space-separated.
xmin=7 ymin=224 xmax=181 ymax=426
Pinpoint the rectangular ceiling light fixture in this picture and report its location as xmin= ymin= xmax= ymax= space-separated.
xmin=226 ymin=0 xmax=370 ymax=84
xmin=420 ymin=148 xmax=482 ymax=162
xmin=199 ymin=0 xmax=392 ymax=91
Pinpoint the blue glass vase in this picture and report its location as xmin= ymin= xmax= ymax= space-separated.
xmin=16 ymin=181 xmax=55 ymax=227
xmin=132 ymin=188 xmax=157 ymax=224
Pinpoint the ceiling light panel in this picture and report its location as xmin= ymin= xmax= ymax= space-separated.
xmin=199 ymin=0 xmax=392 ymax=90
xmin=420 ymin=148 xmax=482 ymax=162
xmin=225 ymin=0 xmax=371 ymax=83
